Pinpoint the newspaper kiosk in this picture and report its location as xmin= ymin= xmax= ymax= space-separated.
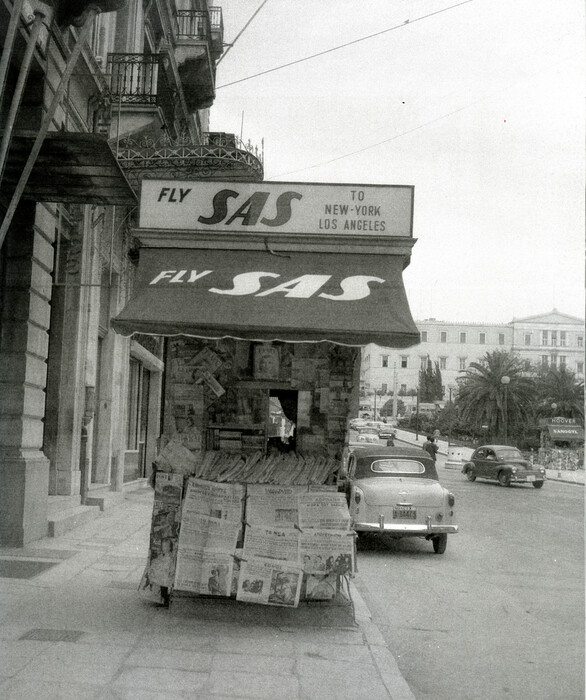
xmin=112 ymin=180 xmax=419 ymax=608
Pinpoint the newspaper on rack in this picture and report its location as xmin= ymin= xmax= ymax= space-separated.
xmin=298 ymin=492 xmax=351 ymax=530
xmin=246 ymin=484 xmax=305 ymax=527
xmin=155 ymin=440 xmax=198 ymax=475
xmin=178 ymin=512 xmax=240 ymax=553
xmin=174 ymin=549 xmax=234 ymax=596
xmin=243 ymin=526 xmax=299 ymax=563
xmin=236 ymin=556 xmax=302 ymax=608
xmin=183 ymin=477 xmax=244 ymax=522
xmin=299 ymin=530 xmax=355 ymax=576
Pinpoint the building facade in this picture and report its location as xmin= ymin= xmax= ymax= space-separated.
xmin=0 ymin=0 xmax=262 ymax=546
xmin=361 ymin=310 xmax=584 ymax=415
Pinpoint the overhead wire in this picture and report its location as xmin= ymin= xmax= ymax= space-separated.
xmin=267 ymin=52 xmax=579 ymax=180
xmin=216 ymin=0 xmax=475 ymax=90
xmin=217 ymin=0 xmax=271 ymax=66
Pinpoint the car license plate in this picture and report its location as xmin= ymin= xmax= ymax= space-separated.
xmin=393 ymin=507 xmax=416 ymax=519
xmin=526 ymin=475 xmax=535 ymax=482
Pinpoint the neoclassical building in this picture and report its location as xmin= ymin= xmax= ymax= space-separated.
xmin=361 ymin=310 xmax=584 ymax=410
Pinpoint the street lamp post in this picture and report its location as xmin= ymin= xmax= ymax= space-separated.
xmin=447 ymin=386 xmax=453 ymax=450
xmin=501 ymin=376 xmax=510 ymax=443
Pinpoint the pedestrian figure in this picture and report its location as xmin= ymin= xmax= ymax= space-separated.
xmin=423 ymin=435 xmax=438 ymax=462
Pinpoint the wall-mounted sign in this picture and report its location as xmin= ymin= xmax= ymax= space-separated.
xmin=139 ymin=180 xmax=414 ymax=237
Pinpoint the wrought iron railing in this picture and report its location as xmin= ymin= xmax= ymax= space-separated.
xmin=174 ymin=6 xmax=223 ymax=51
xmin=175 ymin=10 xmax=208 ymax=40
xmin=106 ymin=53 xmax=160 ymax=105
xmin=115 ymin=131 xmax=264 ymax=187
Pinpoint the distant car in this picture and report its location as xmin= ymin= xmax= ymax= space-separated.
xmin=339 ymin=446 xmax=458 ymax=554
xmin=356 ymin=428 xmax=379 ymax=443
xmin=377 ymin=425 xmax=396 ymax=439
xmin=349 ymin=418 xmax=367 ymax=430
xmin=462 ymin=445 xmax=546 ymax=488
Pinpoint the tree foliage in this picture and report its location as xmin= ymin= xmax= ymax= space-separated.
xmin=533 ymin=364 xmax=584 ymax=421
xmin=418 ymin=358 xmax=443 ymax=402
xmin=456 ymin=350 xmax=535 ymax=440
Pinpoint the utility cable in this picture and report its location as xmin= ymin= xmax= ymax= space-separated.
xmin=216 ymin=0 xmax=475 ymax=89
xmin=217 ymin=0 xmax=271 ymax=66
xmin=267 ymin=51 xmax=579 ymax=180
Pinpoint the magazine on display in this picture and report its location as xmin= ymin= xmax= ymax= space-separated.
xmin=299 ymin=530 xmax=355 ymax=576
xmin=236 ymin=557 xmax=302 ymax=607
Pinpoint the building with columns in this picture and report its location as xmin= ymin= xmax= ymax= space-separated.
xmin=361 ymin=310 xmax=584 ymax=415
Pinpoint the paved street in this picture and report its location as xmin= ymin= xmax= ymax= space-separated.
xmin=354 ymin=451 xmax=585 ymax=700
xmin=0 ymin=486 xmax=413 ymax=700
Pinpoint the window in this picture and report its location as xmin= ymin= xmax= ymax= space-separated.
xmin=541 ymin=355 xmax=548 ymax=366
xmin=459 ymin=357 xmax=467 ymax=371
xmin=577 ymin=362 xmax=584 ymax=374
xmin=479 ymin=332 xmax=486 ymax=344
xmin=400 ymin=356 xmax=408 ymax=368
xmin=542 ymin=330 xmax=548 ymax=345
xmin=421 ymin=331 xmax=428 ymax=342
xmin=439 ymin=357 xmax=447 ymax=369
xmin=578 ymin=336 xmax=583 ymax=348
xmin=551 ymin=331 xmax=557 ymax=347
xmin=381 ymin=355 xmax=389 ymax=367
xmin=498 ymin=333 xmax=505 ymax=345
xmin=560 ymin=331 xmax=566 ymax=347
xmin=381 ymin=383 xmax=387 ymax=394
xmin=420 ymin=356 xmax=428 ymax=369
xmin=559 ymin=356 xmax=566 ymax=367
xmin=400 ymin=383 xmax=407 ymax=394
xmin=524 ymin=333 xmax=531 ymax=346
xmin=459 ymin=332 xmax=467 ymax=344
xmin=440 ymin=331 xmax=447 ymax=343
xmin=550 ymin=354 xmax=557 ymax=366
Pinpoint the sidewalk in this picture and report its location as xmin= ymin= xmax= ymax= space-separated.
xmin=0 ymin=486 xmax=414 ymax=700
xmin=395 ymin=429 xmax=585 ymax=486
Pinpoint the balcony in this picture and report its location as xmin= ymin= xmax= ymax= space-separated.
xmin=106 ymin=52 xmax=180 ymax=138
xmin=115 ymin=130 xmax=264 ymax=190
xmin=172 ymin=6 xmax=223 ymax=112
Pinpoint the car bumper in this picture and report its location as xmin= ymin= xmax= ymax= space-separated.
xmin=510 ymin=474 xmax=545 ymax=483
xmin=353 ymin=519 xmax=458 ymax=535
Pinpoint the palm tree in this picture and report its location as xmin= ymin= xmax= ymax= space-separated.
xmin=456 ymin=350 xmax=535 ymax=441
xmin=534 ymin=365 xmax=584 ymax=421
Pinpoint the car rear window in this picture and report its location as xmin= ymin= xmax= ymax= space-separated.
xmin=371 ymin=459 xmax=426 ymax=474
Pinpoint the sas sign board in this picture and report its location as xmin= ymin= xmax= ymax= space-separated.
xmin=139 ymin=180 xmax=414 ymax=237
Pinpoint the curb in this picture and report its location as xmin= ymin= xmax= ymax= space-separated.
xmin=350 ymin=581 xmax=416 ymax=700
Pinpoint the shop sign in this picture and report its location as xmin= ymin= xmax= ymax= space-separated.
xmin=139 ymin=180 xmax=414 ymax=237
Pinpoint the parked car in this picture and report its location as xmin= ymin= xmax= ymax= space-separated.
xmin=378 ymin=425 xmax=396 ymax=440
xmin=355 ymin=428 xmax=380 ymax=443
xmin=338 ymin=446 xmax=458 ymax=554
xmin=462 ymin=445 xmax=546 ymax=488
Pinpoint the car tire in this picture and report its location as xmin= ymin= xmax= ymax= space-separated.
xmin=465 ymin=467 xmax=476 ymax=482
xmin=532 ymin=481 xmax=544 ymax=489
xmin=498 ymin=471 xmax=511 ymax=487
xmin=432 ymin=534 xmax=448 ymax=554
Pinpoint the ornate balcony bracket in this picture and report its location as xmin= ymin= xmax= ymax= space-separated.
xmin=115 ymin=132 xmax=264 ymax=189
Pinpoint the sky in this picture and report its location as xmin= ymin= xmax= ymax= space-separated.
xmin=209 ymin=0 xmax=584 ymax=324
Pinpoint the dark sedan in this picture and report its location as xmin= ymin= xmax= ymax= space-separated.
xmin=462 ymin=445 xmax=546 ymax=488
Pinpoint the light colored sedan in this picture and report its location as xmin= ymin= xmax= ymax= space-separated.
xmin=338 ymin=446 xmax=458 ymax=554
xmin=355 ymin=428 xmax=380 ymax=443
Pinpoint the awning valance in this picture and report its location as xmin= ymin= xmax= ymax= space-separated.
xmin=111 ymin=247 xmax=420 ymax=347
xmin=3 ymin=132 xmax=136 ymax=206
xmin=547 ymin=425 xmax=584 ymax=441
